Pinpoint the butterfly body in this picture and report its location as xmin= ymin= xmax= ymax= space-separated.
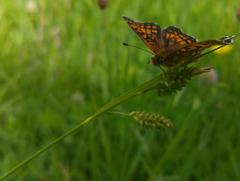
xmin=123 ymin=16 xmax=234 ymax=67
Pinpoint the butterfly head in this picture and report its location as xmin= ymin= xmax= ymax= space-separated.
xmin=151 ymin=55 xmax=165 ymax=66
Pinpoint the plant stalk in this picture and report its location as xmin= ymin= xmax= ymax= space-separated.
xmin=0 ymin=74 xmax=164 ymax=180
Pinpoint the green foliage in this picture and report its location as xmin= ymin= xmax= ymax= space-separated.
xmin=0 ymin=0 xmax=240 ymax=180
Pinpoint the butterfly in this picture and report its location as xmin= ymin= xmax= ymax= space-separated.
xmin=123 ymin=16 xmax=234 ymax=67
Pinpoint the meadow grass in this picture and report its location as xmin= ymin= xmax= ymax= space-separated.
xmin=0 ymin=0 xmax=240 ymax=180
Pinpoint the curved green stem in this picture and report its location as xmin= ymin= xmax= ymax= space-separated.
xmin=0 ymin=74 xmax=164 ymax=180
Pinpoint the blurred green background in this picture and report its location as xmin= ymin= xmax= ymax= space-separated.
xmin=0 ymin=0 xmax=240 ymax=180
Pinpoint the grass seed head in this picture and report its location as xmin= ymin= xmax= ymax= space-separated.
xmin=130 ymin=111 xmax=173 ymax=129
xmin=98 ymin=0 xmax=108 ymax=10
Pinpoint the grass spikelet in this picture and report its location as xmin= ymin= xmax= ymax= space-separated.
xmin=129 ymin=111 xmax=173 ymax=129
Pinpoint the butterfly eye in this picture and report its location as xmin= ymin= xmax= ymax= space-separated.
xmin=151 ymin=56 xmax=163 ymax=66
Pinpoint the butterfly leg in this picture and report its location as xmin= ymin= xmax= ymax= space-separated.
xmin=159 ymin=65 xmax=167 ymax=74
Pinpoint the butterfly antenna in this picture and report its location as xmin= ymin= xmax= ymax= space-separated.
xmin=122 ymin=42 xmax=154 ymax=55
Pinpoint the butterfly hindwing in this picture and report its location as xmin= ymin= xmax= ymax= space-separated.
xmin=123 ymin=16 xmax=162 ymax=54
xmin=170 ymin=38 xmax=231 ymax=58
xmin=163 ymin=37 xmax=234 ymax=67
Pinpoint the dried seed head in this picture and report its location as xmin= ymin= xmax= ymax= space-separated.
xmin=130 ymin=111 xmax=173 ymax=129
xmin=98 ymin=0 xmax=108 ymax=10
xmin=25 ymin=0 xmax=38 ymax=13
xmin=237 ymin=7 xmax=240 ymax=22
xmin=200 ymin=68 xmax=218 ymax=85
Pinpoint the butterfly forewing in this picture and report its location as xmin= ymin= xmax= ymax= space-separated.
xmin=161 ymin=26 xmax=197 ymax=57
xmin=123 ymin=16 xmax=162 ymax=54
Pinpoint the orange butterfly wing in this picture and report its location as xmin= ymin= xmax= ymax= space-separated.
xmin=123 ymin=16 xmax=235 ymax=67
xmin=161 ymin=26 xmax=197 ymax=56
xmin=123 ymin=16 xmax=162 ymax=54
xmin=168 ymin=36 xmax=234 ymax=58
xmin=164 ymin=36 xmax=235 ymax=66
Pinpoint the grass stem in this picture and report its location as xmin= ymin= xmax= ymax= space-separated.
xmin=0 ymin=74 xmax=164 ymax=180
